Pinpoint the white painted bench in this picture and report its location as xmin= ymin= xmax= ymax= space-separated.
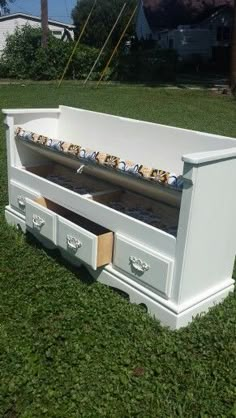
xmin=3 ymin=105 xmax=236 ymax=328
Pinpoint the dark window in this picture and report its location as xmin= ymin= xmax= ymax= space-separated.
xmin=223 ymin=27 xmax=230 ymax=41
xmin=169 ymin=39 xmax=174 ymax=49
xmin=52 ymin=30 xmax=62 ymax=36
xmin=217 ymin=27 xmax=222 ymax=41
xmin=217 ymin=27 xmax=230 ymax=42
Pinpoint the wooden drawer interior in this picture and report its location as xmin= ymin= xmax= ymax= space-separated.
xmin=34 ymin=196 xmax=111 ymax=234
xmin=33 ymin=197 xmax=113 ymax=268
xmin=25 ymin=163 xmax=119 ymax=197
xmin=91 ymin=190 xmax=180 ymax=236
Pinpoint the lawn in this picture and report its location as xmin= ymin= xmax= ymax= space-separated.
xmin=0 ymin=83 xmax=236 ymax=418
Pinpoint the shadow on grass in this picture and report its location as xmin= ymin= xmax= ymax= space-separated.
xmin=109 ymin=72 xmax=228 ymax=90
xmin=25 ymin=231 xmax=131 ymax=302
xmin=25 ymin=231 xmax=95 ymax=286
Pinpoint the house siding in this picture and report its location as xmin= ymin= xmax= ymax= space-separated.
xmin=159 ymin=28 xmax=211 ymax=60
xmin=0 ymin=15 xmax=74 ymax=54
xmin=199 ymin=9 xmax=233 ymax=47
xmin=136 ymin=1 xmax=155 ymax=40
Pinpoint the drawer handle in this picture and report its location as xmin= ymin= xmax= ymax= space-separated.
xmin=32 ymin=215 xmax=45 ymax=229
xmin=67 ymin=235 xmax=82 ymax=252
xmin=17 ymin=195 xmax=26 ymax=209
xmin=129 ymin=256 xmax=150 ymax=273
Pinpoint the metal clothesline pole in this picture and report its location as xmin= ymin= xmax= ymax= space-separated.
xmin=83 ymin=2 xmax=127 ymax=86
xmin=58 ymin=0 xmax=97 ymax=88
xmin=96 ymin=5 xmax=138 ymax=88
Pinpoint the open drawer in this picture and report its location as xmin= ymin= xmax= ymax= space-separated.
xmin=25 ymin=197 xmax=57 ymax=243
xmin=25 ymin=197 xmax=113 ymax=270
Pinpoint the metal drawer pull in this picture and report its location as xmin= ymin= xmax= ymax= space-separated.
xmin=17 ymin=195 xmax=26 ymax=209
xmin=67 ymin=235 xmax=82 ymax=251
xmin=129 ymin=256 xmax=150 ymax=273
xmin=32 ymin=215 xmax=45 ymax=229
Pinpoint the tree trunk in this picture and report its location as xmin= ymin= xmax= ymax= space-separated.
xmin=41 ymin=0 xmax=48 ymax=48
xmin=230 ymin=0 xmax=236 ymax=93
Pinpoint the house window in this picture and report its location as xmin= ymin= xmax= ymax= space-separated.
xmin=217 ymin=27 xmax=230 ymax=42
xmin=52 ymin=30 xmax=62 ymax=36
xmin=169 ymin=39 xmax=174 ymax=49
xmin=217 ymin=27 xmax=222 ymax=41
xmin=223 ymin=27 xmax=230 ymax=41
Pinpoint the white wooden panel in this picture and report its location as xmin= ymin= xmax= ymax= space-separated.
xmin=10 ymin=180 xmax=40 ymax=215
xmin=57 ymin=217 xmax=98 ymax=270
xmin=14 ymin=113 xmax=59 ymax=138
xmin=173 ymin=158 xmax=236 ymax=305
xmin=58 ymin=106 xmax=236 ymax=174
xmin=113 ymin=234 xmax=174 ymax=298
xmin=25 ymin=198 xmax=56 ymax=243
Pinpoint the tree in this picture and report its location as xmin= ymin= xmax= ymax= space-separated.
xmin=0 ymin=0 xmax=14 ymax=14
xmin=231 ymin=0 xmax=236 ymax=94
xmin=72 ymin=0 xmax=136 ymax=48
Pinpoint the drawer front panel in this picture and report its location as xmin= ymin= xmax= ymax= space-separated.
xmin=10 ymin=181 xmax=39 ymax=214
xmin=57 ymin=217 xmax=98 ymax=270
xmin=25 ymin=198 xmax=56 ymax=243
xmin=113 ymin=234 xmax=174 ymax=298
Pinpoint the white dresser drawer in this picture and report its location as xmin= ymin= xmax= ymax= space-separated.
xmin=113 ymin=234 xmax=174 ymax=298
xmin=57 ymin=216 xmax=113 ymax=270
xmin=25 ymin=197 xmax=57 ymax=243
xmin=10 ymin=181 xmax=39 ymax=215
xmin=25 ymin=196 xmax=113 ymax=270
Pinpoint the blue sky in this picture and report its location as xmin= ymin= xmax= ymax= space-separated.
xmin=9 ymin=0 xmax=77 ymax=23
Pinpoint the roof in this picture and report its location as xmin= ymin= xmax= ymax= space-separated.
xmin=0 ymin=13 xmax=75 ymax=29
xmin=143 ymin=0 xmax=233 ymax=9
xmin=192 ymin=4 xmax=233 ymax=25
xmin=142 ymin=0 xmax=233 ymax=30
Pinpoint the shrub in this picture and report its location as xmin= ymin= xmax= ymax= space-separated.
xmin=0 ymin=25 xmax=100 ymax=81
xmin=0 ymin=25 xmax=42 ymax=79
xmin=115 ymin=48 xmax=177 ymax=83
xmin=71 ymin=45 xmax=103 ymax=80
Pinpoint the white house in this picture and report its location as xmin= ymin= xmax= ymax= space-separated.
xmin=136 ymin=3 xmax=233 ymax=61
xmin=197 ymin=5 xmax=233 ymax=48
xmin=158 ymin=27 xmax=212 ymax=61
xmin=0 ymin=13 xmax=75 ymax=55
xmin=135 ymin=0 xmax=154 ymax=41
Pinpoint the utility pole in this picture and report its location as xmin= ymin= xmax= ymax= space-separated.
xmin=230 ymin=0 xmax=236 ymax=94
xmin=41 ymin=0 xmax=48 ymax=48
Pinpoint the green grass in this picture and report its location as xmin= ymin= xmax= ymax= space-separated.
xmin=0 ymin=84 xmax=236 ymax=418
